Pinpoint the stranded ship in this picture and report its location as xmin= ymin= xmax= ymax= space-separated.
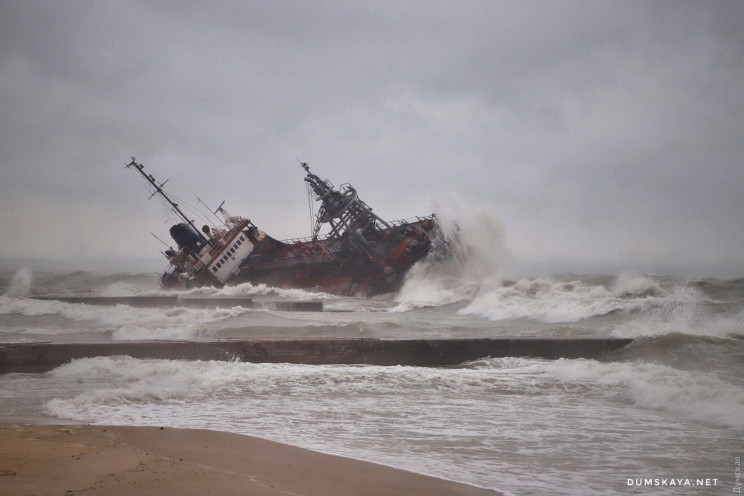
xmin=126 ymin=157 xmax=443 ymax=296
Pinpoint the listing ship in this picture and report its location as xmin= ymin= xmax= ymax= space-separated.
xmin=126 ymin=158 xmax=443 ymax=296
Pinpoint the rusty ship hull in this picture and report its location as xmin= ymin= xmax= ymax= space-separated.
xmin=208 ymin=217 xmax=436 ymax=296
xmin=128 ymin=158 xmax=443 ymax=296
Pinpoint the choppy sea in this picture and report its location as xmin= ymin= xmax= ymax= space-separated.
xmin=1 ymin=257 xmax=742 ymax=494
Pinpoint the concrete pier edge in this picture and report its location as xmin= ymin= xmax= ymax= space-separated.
xmin=0 ymin=337 xmax=633 ymax=374
xmin=32 ymin=296 xmax=323 ymax=312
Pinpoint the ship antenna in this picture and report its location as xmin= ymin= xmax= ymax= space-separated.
xmin=299 ymin=159 xmax=316 ymax=234
xmin=196 ymin=197 xmax=225 ymax=229
xmin=126 ymin=157 xmax=204 ymax=239
xmin=150 ymin=232 xmax=172 ymax=248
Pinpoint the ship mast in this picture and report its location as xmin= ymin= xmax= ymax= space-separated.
xmin=301 ymin=161 xmax=391 ymax=240
xmin=125 ymin=157 xmax=205 ymax=240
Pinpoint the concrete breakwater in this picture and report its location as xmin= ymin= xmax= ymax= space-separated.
xmin=33 ymin=296 xmax=323 ymax=312
xmin=0 ymin=337 xmax=633 ymax=373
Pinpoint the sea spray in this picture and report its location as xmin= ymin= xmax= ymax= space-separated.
xmin=6 ymin=268 xmax=32 ymax=297
xmin=393 ymin=200 xmax=510 ymax=310
xmin=431 ymin=199 xmax=511 ymax=282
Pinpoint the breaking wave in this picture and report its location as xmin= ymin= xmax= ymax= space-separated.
xmin=388 ymin=203 xmax=721 ymax=330
xmin=181 ymin=281 xmax=336 ymax=301
xmin=611 ymin=303 xmax=744 ymax=339
xmin=0 ymin=294 xmax=250 ymax=340
xmin=2 ymin=267 xmax=336 ymax=303
xmin=45 ymin=354 xmax=744 ymax=435
xmin=542 ymin=358 xmax=744 ymax=430
xmin=392 ymin=202 xmax=509 ymax=311
xmin=458 ymin=274 xmax=684 ymax=323
xmin=29 ymin=270 xmax=162 ymax=297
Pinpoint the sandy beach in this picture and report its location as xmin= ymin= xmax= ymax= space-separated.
xmin=0 ymin=423 xmax=500 ymax=496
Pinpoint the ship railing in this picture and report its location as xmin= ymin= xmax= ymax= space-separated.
xmin=280 ymin=215 xmax=435 ymax=245
xmin=280 ymin=233 xmax=331 ymax=245
xmin=388 ymin=215 xmax=436 ymax=228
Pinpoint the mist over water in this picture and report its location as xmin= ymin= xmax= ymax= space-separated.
xmin=1 ymin=207 xmax=743 ymax=495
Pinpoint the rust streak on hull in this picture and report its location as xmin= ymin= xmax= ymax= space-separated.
xmin=127 ymin=158 xmax=446 ymax=297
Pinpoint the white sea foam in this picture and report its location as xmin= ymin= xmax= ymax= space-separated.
xmin=543 ymin=358 xmax=744 ymax=430
xmin=0 ymin=296 xmax=248 ymax=340
xmin=43 ymin=356 xmax=547 ymax=423
xmin=180 ymin=281 xmax=336 ymax=301
xmin=458 ymin=278 xmax=613 ymax=322
xmin=4 ymin=264 xmax=740 ymax=496
xmin=36 ymin=355 xmax=742 ymax=496
xmin=460 ymin=278 xmax=634 ymax=323
xmin=456 ymin=274 xmax=709 ymax=324
xmin=390 ymin=268 xmax=477 ymax=312
xmin=0 ymin=295 xmax=70 ymax=317
xmin=612 ymin=273 xmax=667 ymax=298
xmin=43 ymin=357 xmax=555 ymax=492
xmin=47 ymin=357 xmax=246 ymax=409
xmin=392 ymin=210 xmax=697 ymax=323
xmin=99 ymin=281 xmax=165 ymax=297
xmin=609 ymin=280 xmax=742 ymax=339
xmin=612 ymin=306 xmax=744 ymax=339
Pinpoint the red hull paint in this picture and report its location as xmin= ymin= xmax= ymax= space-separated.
xmin=162 ymin=217 xmax=440 ymax=296
xmin=128 ymin=157 xmax=444 ymax=297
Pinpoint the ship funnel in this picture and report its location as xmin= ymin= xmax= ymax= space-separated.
xmin=169 ymin=223 xmax=208 ymax=253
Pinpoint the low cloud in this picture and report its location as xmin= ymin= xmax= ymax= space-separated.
xmin=1 ymin=1 xmax=742 ymax=277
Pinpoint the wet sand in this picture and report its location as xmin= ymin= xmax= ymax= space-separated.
xmin=0 ymin=423 xmax=500 ymax=495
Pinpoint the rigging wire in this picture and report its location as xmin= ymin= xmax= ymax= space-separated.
xmin=196 ymin=197 xmax=223 ymax=230
xmin=306 ymin=182 xmax=316 ymax=237
xmin=139 ymin=179 xmax=175 ymax=226
xmin=138 ymin=170 xmax=227 ymax=241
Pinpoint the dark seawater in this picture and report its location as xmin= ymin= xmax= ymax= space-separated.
xmin=1 ymin=262 xmax=742 ymax=495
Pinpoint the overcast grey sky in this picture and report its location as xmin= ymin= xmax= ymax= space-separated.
xmin=1 ymin=1 xmax=742 ymax=277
